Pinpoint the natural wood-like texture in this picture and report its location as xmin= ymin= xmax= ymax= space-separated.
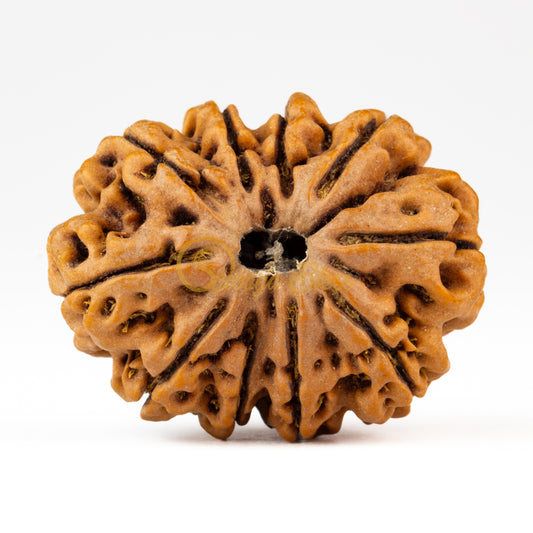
xmin=48 ymin=93 xmax=486 ymax=441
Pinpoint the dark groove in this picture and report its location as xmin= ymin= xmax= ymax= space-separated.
xmin=170 ymin=206 xmax=198 ymax=226
xmin=326 ymin=288 xmax=415 ymax=391
xmin=325 ymin=331 xmax=339 ymax=346
xmin=267 ymin=287 xmax=276 ymax=318
xmin=222 ymin=109 xmax=254 ymax=191
xmin=119 ymin=180 xmax=146 ymax=227
xmin=237 ymin=155 xmax=254 ymax=191
xmin=69 ymin=233 xmax=89 ymax=266
xmin=148 ymin=299 xmax=228 ymax=391
xmin=316 ymin=118 xmax=377 ymax=199
xmin=276 ymin=116 xmax=293 ymax=197
xmin=393 ymin=296 xmax=416 ymax=328
xmin=404 ymin=284 xmax=434 ymax=304
xmin=65 ymin=242 xmax=212 ymax=295
xmin=286 ymin=299 xmax=301 ymax=430
xmin=263 ymin=358 xmax=276 ymax=376
xmin=103 ymin=206 xmax=124 ymax=232
xmin=339 ymin=231 xmax=478 ymax=250
xmin=124 ymin=134 xmax=198 ymax=190
xmin=100 ymin=154 xmax=117 ymax=167
xmin=193 ymin=338 xmax=233 ymax=364
xmin=223 ymin=109 xmax=239 ymax=151
xmin=159 ymin=304 xmax=175 ymax=345
xmin=120 ymin=309 xmax=156 ymax=333
xmin=397 ymin=165 xmax=419 ymax=179
xmin=330 ymin=352 xmax=341 ymax=368
xmin=329 ymin=256 xmax=379 ymax=288
xmin=308 ymin=194 xmax=367 ymax=235
xmin=375 ymin=166 xmax=420 ymax=193
xmin=320 ymin=124 xmax=332 ymax=151
xmin=255 ymin=390 xmax=274 ymax=428
xmin=326 ymin=288 xmax=389 ymax=353
xmin=339 ymin=373 xmax=372 ymax=393
xmin=307 ymin=165 xmax=426 ymax=237
xmin=260 ymin=188 xmax=277 ymax=228
xmin=236 ymin=312 xmax=259 ymax=424
xmin=339 ymin=231 xmax=448 ymax=245
xmin=454 ymin=239 xmax=478 ymax=250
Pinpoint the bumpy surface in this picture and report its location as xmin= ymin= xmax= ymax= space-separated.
xmin=48 ymin=93 xmax=486 ymax=441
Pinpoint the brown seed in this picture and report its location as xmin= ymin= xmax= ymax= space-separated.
xmin=48 ymin=93 xmax=486 ymax=441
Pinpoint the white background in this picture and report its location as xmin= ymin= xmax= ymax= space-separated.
xmin=1 ymin=0 xmax=532 ymax=531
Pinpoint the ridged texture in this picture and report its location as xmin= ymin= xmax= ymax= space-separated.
xmin=48 ymin=93 xmax=486 ymax=441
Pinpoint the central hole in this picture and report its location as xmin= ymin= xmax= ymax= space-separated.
xmin=239 ymin=228 xmax=307 ymax=272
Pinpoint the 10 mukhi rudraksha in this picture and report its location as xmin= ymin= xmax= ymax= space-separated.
xmin=47 ymin=93 xmax=486 ymax=441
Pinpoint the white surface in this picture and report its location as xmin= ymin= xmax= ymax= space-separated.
xmin=1 ymin=1 xmax=532 ymax=531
